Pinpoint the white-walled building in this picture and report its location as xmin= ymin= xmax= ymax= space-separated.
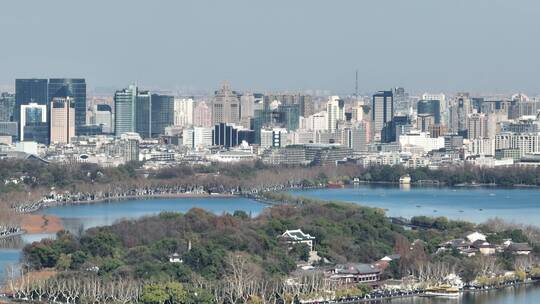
xmin=495 ymin=133 xmax=540 ymax=156
xmin=288 ymin=130 xmax=315 ymax=145
xmin=301 ymin=111 xmax=328 ymax=131
xmin=261 ymin=128 xmax=288 ymax=149
xmin=174 ymin=98 xmax=194 ymax=127
xmin=182 ymin=127 xmax=213 ymax=150
xmin=399 ymin=131 xmax=444 ymax=153
xmin=467 ymin=138 xmax=495 ymax=156
xmin=326 ymin=96 xmax=345 ymax=132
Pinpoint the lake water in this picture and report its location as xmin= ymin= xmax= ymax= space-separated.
xmin=384 ymin=283 xmax=540 ymax=304
xmin=289 ymin=185 xmax=540 ymax=225
xmin=39 ymin=197 xmax=265 ymax=231
xmin=0 ymin=197 xmax=264 ymax=284
xmin=0 ymin=249 xmax=20 ymax=284
xmin=2 ymin=186 xmax=540 ymax=302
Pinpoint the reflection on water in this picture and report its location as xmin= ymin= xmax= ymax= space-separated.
xmin=399 ymin=184 xmax=411 ymax=191
xmin=0 ymin=235 xmax=23 ymax=250
xmin=0 ymin=249 xmax=21 ymax=284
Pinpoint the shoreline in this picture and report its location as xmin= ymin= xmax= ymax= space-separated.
xmin=15 ymin=193 xmax=236 ymax=237
xmin=23 ymin=192 xmax=237 ymax=214
xmin=20 ymin=214 xmax=63 ymax=235
xmin=6 ymin=181 xmax=540 ymax=239
xmin=6 ymin=179 xmax=540 ymax=216
xmin=2 ymin=186 xmax=540 ymax=302
xmin=304 ymin=280 xmax=539 ymax=303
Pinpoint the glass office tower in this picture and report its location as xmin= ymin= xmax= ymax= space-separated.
xmin=150 ymin=94 xmax=174 ymax=137
xmin=48 ymin=78 xmax=86 ymax=129
xmin=114 ymin=85 xmax=137 ymax=137
xmin=14 ymin=79 xmax=48 ymax=125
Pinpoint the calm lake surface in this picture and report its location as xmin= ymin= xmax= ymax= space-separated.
xmin=39 ymin=197 xmax=265 ymax=231
xmin=289 ymin=185 xmax=540 ymax=225
xmin=0 ymin=197 xmax=264 ymax=284
xmin=385 ymin=283 xmax=540 ymax=304
xmin=2 ymin=186 xmax=540 ymax=302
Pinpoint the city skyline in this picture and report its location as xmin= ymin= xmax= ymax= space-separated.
xmin=1 ymin=0 xmax=540 ymax=94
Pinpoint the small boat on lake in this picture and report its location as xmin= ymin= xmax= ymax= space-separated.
xmin=423 ymin=286 xmax=460 ymax=298
xmin=399 ymin=174 xmax=411 ymax=184
xmin=327 ymin=181 xmax=345 ymax=189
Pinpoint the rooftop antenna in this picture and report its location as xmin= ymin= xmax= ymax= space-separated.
xmin=355 ymin=69 xmax=359 ymax=100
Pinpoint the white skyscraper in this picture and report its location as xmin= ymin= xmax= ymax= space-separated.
xmin=326 ymin=96 xmax=345 ymax=132
xmin=174 ymin=98 xmax=194 ymax=127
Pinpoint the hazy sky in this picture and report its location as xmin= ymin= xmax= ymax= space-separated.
xmin=1 ymin=0 xmax=539 ymax=94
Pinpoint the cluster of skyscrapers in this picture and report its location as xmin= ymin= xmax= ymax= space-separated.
xmin=1 ymin=79 xmax=540 ymax=168
xmin=0 ymin=79 xmax=86 ymax=145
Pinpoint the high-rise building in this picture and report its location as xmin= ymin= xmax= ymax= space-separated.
xmin=0 ymin=93 xmax=15 ymax=122
xmin=417 ymin=114 xmax=436 ymax=132
xmin=495 ymin=132 xmax=540 ymax=157
xmin=302 ymin=111 xmax=328 ymax=131
xmin=193 ymin=101 xmax=212 ymax=127
xmin=114 ymin=85 xmax=137 ymax=137
xmin=115 ymin=86 xmax=173 ymax=138
xmin=253 ymin=102 xmax=301 ymax=144
xmin=260 ymin=127 xmax=288 ymax=149
xmin=372 ymin=91 xmax=394 ymax=141
xmin=90 ymin=104 xmax=113 ymax=134
xmin=150 ymin=94 xmax=174 ymax=137
xmin=449 ymin=93 xmax=472 ymax=134
xmin=174 ymin=98 xmax=194 ymax=127
xmin=417 ymin=99 xmax=441 ymax=124
xmin=50 ymin=97 xmax=75 ymax=144
xmin=278 ymin=104 xmax=300 ymax=131
xmin=240 ymin=93 xmax=256 ymax=120
xmin=467 ymin=112 xmax=488 ymax=139
xmin=0 ymin=122 xmax=18 ymax=138
xmin=48 ymin=79 xmax=86 ymax=128
xmin=20 ymin=102 xmax=48 ymax=144
xmin=182 ymin=127 xmax=213 ymax=150
xmin=121 ymin=139 xmax=140 ymax=163
xmin=382 ymin=115 xmax=411 ymax=143
xmin=213 ymin=123 xmax=255 ymax=148
xmin=421 ymin=93 xmax=447 ymax=124
xmin=135 ymin=90 xmax=151 ymax=138
xmin=340 ymin=121 xmax=369 ymax=152
xmin=14 ymin=79 xmax=48 ymax=125
xmin=326 ymin=96 xmax=345 ymax=132
xmin=264 ymin=94 xmax=314 ymax=117
xmin=212 ymin=82 xmax=240 ymax=125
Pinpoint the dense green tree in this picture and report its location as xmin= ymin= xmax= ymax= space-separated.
xmin=141 ymin=284 xmax=169 ymax=304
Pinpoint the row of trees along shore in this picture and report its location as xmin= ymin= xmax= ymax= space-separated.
xmin=3 ymin=195 xmax=539 ymax=303
xmin=1 ymin=158 xmax=540 ymax=232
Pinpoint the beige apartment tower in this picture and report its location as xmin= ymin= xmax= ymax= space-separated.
xmin=212 ymin=82 xmax=240 ymax=125
xmin=50 ymin=97 xmax=75 ymax=144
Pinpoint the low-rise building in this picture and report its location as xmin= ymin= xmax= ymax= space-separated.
xmin=280 ymin=229 xmax=316 ymax=251
xmin=330 ymin=263 xmax=382 ymax=284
